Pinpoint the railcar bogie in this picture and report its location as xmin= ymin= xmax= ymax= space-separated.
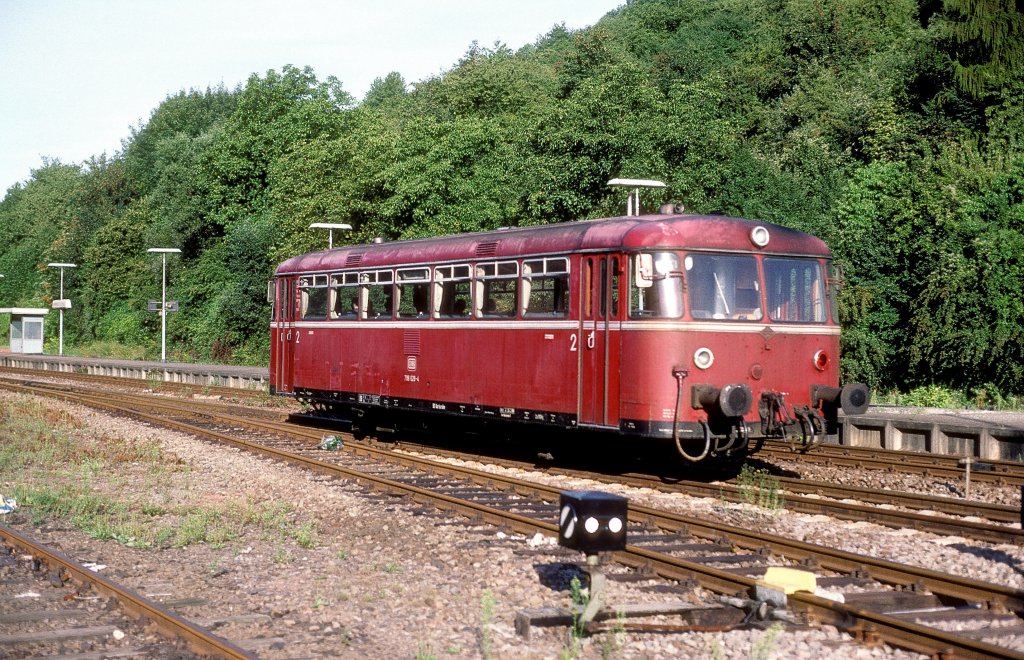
xmin=270 ymin=210 xmax=869 ymax=467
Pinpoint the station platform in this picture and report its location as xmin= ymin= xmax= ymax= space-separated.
xmin=0 ymin=353 xmax=267 ymax=391
xmin=840 ymin=406 xmax=1024 ymax=461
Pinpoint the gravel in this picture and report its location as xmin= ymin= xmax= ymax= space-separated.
xmin=4 ymin=389 xmax=1002 ymax=658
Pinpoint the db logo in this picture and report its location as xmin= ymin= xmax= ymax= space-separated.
xmin=406 ymin=356 xmax=417 ymax=371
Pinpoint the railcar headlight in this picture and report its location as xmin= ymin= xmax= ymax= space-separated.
xmin=693 ymin=347 xmax=715 ymax=370
xmin=813 ymin=350 xmax=829 ymax=371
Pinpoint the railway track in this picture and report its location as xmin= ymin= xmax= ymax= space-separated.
xmin=2 ymin=379 xmax=1024 ymax=657
xmin=4 ymin=377 xmax=1021 ymax=543
xmin=6 ymin=364 xmax=1020 ymax=486
xmin=761 ymin=439 xmax=1024 ymax=487
xmin=0 ymin=524 xmax=251 ymax=658
xmin=374 ymin=440 xmax=1024 ymax=544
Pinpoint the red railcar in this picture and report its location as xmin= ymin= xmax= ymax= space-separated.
xmin=270 ymin=211 xmax=868 ymax=462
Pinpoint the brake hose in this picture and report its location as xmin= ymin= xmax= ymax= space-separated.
xmin=672 ymin=368 xmax=711 ymax=462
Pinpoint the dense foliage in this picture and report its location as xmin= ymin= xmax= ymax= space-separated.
xmin=0 ymin=0 xmax=1021 ymax=397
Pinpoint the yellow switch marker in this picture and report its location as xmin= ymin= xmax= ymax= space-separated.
xmin=761 ymin=567 xmax=817 ymax=595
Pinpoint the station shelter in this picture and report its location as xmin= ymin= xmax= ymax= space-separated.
xmin=0 ymin=308 xmax=48 ymax=354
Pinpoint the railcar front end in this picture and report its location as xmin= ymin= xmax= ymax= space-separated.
xmin=617 ymin=243 xmax=868 ymax=461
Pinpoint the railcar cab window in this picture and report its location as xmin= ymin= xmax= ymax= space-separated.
xmin=434 ymin=265 xmax=472 ymax=318
xmin=686 ymin=254 xmax=762 ymax=321
xmin=362 ymin=270 xmax=394 ymax=320
xmin=630 ymin=252 xmax=683 ymax=318
xmin=522 ymin=258 xmax=569 ymax=317
xmin=475 ymin=261 xmax=518 ymax=318
xmin=396 ymin=268 xmax=431 ymax=319
xmin=826 ymin=261 xmax=840 ymax=323
xmin=765 ymin=258 xmax=826 ymax=323
xmin=330 ymin=273 xmax=360 ymax=319
xmin=299 ymin=274 xmax=330 ymax=320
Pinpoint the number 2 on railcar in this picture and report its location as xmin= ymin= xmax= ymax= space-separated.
xmin=269 ymin=205 xmax=869 ymax=464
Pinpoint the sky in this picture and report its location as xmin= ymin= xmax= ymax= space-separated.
xmin=0 ymin=0 xmax=621 ymax=197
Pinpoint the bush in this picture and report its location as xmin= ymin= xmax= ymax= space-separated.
xmin=898 ymin=385 xmax=968 ymax=409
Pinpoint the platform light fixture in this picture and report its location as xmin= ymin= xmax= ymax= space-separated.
xmin=607 ymin=178 xmax=667 ymax=217
xmin=309 ymin=222 xmax=352 ymax=250
xmin=147 ymin=248 xmax=181 ymax=363
xmin=46 ymin=262 xmax=76 ymax=356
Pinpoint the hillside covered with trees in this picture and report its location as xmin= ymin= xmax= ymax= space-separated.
xmin=0 ymin=0 xmax=1021 ymax=398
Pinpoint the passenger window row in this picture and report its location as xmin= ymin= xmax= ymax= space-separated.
xmin=296 ymin=258 xmax=570 ymax=321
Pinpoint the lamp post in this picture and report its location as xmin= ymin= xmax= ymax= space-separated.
xmin=46 ymin=262 xmax=76 ymax=356
xmin=607 ymin=178 xmax=667 ymax=216
xmin=147 ymin=248 xmax=181 ymax=362
xmin=309 ymin=222 xmax=352 ymax=249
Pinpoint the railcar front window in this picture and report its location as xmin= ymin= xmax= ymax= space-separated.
xmin=764 ymin=258 xmax=826 ymax=323
xmin=686 ymin=254 xmax=762 ymax=321
xmin=630 ymin=252 xmax=683 ymax=318
xmin=299 ymin=274 xmax=329 ymax=320
xmin=522 ymin=258 xmax=569 ymax=317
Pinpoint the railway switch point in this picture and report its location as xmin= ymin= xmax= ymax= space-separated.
xmin=525 ymin=490 xmax=751 ymax=635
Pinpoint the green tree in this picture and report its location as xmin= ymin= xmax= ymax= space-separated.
xmin=939 ymin=0 xmax=1024 ymax=98
xmin=203 ymin=65 xmax=354 ymax=229
xmin=79 ymin=200 xmax=153 ymax=345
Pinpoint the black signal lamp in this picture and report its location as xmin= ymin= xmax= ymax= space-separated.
xmin=558 ymin=490 xmax=628 ymax=554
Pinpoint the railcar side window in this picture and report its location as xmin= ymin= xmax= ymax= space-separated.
xmin=610 ymin=257 xmax=620 ymax=318
xmin=434 ymin=265 xmax=472 ymax=318
xmin=330 ymin=273 xmax=360 ymax=319
xmin=826 ymin=261 xmax=840 ymax=323
xmin=475 ymin=261 xmax=518 ymax=318
xmin=686 ymin=254 xmax=762 ymax=321
xmin=278 ymin=278 xmax=294 ymax=321
xmin=764 ymin=258 xmax=826 ymax=323
xmin=362 ymin=270 xmax=394 ymax=320
xmin=396 ymin=268 xmax=430 ymax=319
xmin=629 ymin=252 xmax=683 ymax=318
xmin=298 ymin=274 xmax=330 ymax=320
xmin=522 ymin=258 xmax=569 ymax=317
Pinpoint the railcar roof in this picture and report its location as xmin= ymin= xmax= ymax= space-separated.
xmin=275 ymin=214 xmax=831 ymax=275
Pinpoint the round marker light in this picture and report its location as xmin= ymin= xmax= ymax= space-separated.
xmin=750 ymin=226 xmax=770 ymax=247
xmin=693 ymin=347 xmax=715 ymax=370
xmin=584 ymin=517 xmax=600 ymax=534
xmin=607 ymin=517 xmax=623 ymax=534
xmin=814 ymin=350 xmax=829 ymax=371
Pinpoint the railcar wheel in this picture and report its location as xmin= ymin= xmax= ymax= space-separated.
xmin=350 ymin=409 xmax=371 ymax=440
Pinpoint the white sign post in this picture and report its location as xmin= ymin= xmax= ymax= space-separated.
xmin=147 ymin=248 xmax=181 ymax=362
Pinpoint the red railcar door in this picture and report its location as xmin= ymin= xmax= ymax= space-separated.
xmin=578 ymin=256 xmax=615 ymax=427
xmin=275 ymin=278 xmax=296 ymax=393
